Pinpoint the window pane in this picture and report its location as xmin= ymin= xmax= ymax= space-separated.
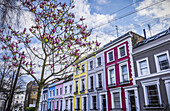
xmin=113 ymin=92 xmax=121 ymax=108
xmin=82 ymin=79 xmax=85 ymax=91
xmin=108 ymin=51 xmax=113 ymax=61
xmin=158 ymin=54 xmax=169 ymax=70
xmin=92 ymin=96 xmax=96 ymax=109
xmin=98 ymin=74 xmax=102 ymax=87
xmin=81 ymin=64 xmax=85 ymax=73
xmin=109 ymin=69 xmax=115 ymax=84
xmin=90 ymin=61 xmax=93 ymax=69
xmin=146 ymin=85 xmax=159 ymax=105
xmin=120 ymin=46 xmax=125 ymax=57
xmin=139 ymin=60 xmax=148 ymax=75
xmin=90 ymin=76 xmax=93 ymax=89
xmin=121 ymin=65 xmax=128 ymax=81
xmin=97 ymin=57 xmax=101 ymax=66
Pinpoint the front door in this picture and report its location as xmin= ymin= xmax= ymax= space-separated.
xmin=128 ymin=90 xmax=136 ymax=111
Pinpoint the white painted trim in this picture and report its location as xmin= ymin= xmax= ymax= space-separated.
xmin=107 ymin=65 xmax=116 ymax=85
xmin=154 ymin=50 xmax=170 ymax=72
xmin=119 ymin=61 xmax=130 ymax=82
xmin=75 ymin=96 xmax=80 ymax=109
xmin=99 ymin=92 xmax=108 ymax=111
xmin=141 ymin=78 xmax=162 ymax=106
xmin=164 ymin=79 xmax=170 ymax=105
xmin=90 ymin=94 xmax=97 ymax=109
xmin=136 ymin=57 xmax=150 ymax=76
xmin=80 ymin=77 xmax=86 ymax=91
xmin=96 ymin=56 xmax=102 ymax=67
xmin=110 ymin=88 xmax=122 ymax=109
xmin=81 ymin=64 xmax=85 ymax=73
xmin=96 ymin=70 xmax=103 ymax=88
xmin=88 ymin=75 xmax=94 ymax=89
xmin=89 ymin=60 xmax=94 ymax=70
xmin=82 ymin=95 xmax=88 ymax=110
xmin=124 ymin=87 xmax=140 ymax=111
xmin=107 ymin=50 xmax=114 ymax=63
xmin=117 ymin=44 xmax=127 ymax=59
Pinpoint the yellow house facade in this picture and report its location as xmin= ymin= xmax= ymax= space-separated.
xmin=73 ymin=59 xmax=87 ymax=111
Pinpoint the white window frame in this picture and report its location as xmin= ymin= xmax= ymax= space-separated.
xmin=136 ymin=57 xmax=150 ymax=76
xmin=56 ymin=89 xmax=58 ymax=96
xmin=96 ymin=56 xmax=102 ymax=67
xmin=65 ymin=86 xmax=67 ymax=94
xmin=88 ymin=75 xmax=94 ymax=89
xmin=75 ymin=80 xmax=79 ymax=92
xmin=110 ymin=88 xmax=122 ymax=109
xmin=81 ymin=64 xmax=85 ymax=73
xmin=141 ymin=78 xmax=162 ymax=106
xmin=60 ymin=88 xmax=62 ymax=95
xmin=99 ymin=92 xmax=108 ymax=110
xmin=107 ymin=50 xmax=114 ymax=63
xmin=119 ymin=61 xmax=130 ymax=82
xmin=75 ymin=97 xmax=80 ymax=109
xmin=75 ymin=67 xmax=79 ymax=75
xmin=154 ymin=50 xmax=170 ymax=72
xmin=96 ymin=71 xmax=103 ymax=88
xmin=49 ymin=91 xmax=51 ymax=97
xmin=118 ymin=44 xmax=127 ymax=59
xmin=89 ymin=60 xmax=94 ymax=70
xmin=90 ymin=94 xmax=97 ymax=109
xmin=107 ymin=65 xmax=116 ymax=85
xmin=164 ymin=79 xmax=170 ymax=105
xmin=52 ymin=89 xmax=54 ymax=97
xmin=80 ymin=77 xmax=86 ymax=91
xmin=82 ymin=95 xmax=88 ymax=110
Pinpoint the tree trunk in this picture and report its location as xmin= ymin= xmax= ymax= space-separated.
xmin=34 ymin=84 xmax=43 ymax=111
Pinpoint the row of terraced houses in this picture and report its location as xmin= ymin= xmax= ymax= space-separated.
xmin=39 ymin=28 xmax=170 ymax=111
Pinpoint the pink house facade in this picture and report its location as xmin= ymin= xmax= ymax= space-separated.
xmin=103 ymin=32 xmax=143 ymax=111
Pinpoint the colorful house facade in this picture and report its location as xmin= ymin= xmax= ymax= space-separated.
xmin=103 ymin=32 xmax=143 ymax=111
xmin=47 ymin=82 xmax=56 ymax=110
xmin=73 ymin=58 xmax=88 ymax=111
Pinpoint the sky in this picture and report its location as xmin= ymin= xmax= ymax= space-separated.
xmin=13 ymin=0 xmax=170 ymax=83
xmin=70 ymin=0 xmax=170 ymax=46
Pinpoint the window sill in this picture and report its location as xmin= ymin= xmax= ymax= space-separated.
xmin=107 ymin=60 xmax=115 ymax=64
xmin=88 ymin=89 xmax=94 ymax=92
xmin=90 ymin=109 xmax=98 ymax=111
xmin=74 ymin=92 xmax=78 ymax=95
xmin=118 ymin=55 xmax=127 ymax=59
xmin=119 ymin=81 xmax=130 ymax=85
xmin=96 ymin=87 xmax=103 ymax=91
xmin=96 ymin=65 xmax=102 ymax=68
xmin=144 ymin=104 xmax=164 ymax=110
xmin=110 ymin=108 xmax=123 ymax=111
xmin=107 ymin=83 xmax=116 ymax=87
xmin=75 ymin=109 xmax=81 ymax=111
xmin=80 ymin=90 xmax=85 ymax=93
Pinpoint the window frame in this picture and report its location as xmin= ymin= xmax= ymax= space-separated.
xmin=75 ymin=97 xmax=80 ymax=109
xmin=89 ymin=75 xmax=94 ymax=90
xmin=141 ymin=79 xmax=162 ymax=106
xmin=65 ymin=86 xmax=67 ymax=94
xmin=119 ymin=61 xmax=130 ymax=83
xmin=56 ymin=89 xmax=58 ymax=96
xmin=75 ymin=67 xmax=79 ymax=75
xmin=97 ymin=56 xmax=102 ymax=67
xmin=96 ymin=71 xmax=103 ymax=88
xmin=107 ymin=65 xmax=116 ymax=85
xmin=81 ymin=77 xmax=85 ymax=92
xmin=81 ymin=64 xmax=85 ymax=73
xmin=75 ymin=80 xmax=79 ymax=93
xmin=110 ymin=88 xmax=122 ymax=109
xmin=107 ymin=50 xmax=114 ymax=63
xmin=136 ymin=57 xmax=150 ymax=77
xmin=70 ymin=85 xmax=72 ymax=93
xmin=89 ymin=60 xmax=94 ymax=70
xmin=118 ymin=44 xmax=127 ymax=59
xmin=154 ymin=50 xmax=170 ymax=72
xmin=60 ymin=88 xmax=62 ymax=95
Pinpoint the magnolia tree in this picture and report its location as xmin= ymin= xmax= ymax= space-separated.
xmin=0 ymin=0 xmax=100 ymax=110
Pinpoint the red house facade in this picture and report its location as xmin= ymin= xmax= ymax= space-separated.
xmin=103 ymin=32 xmax=144 ymax=111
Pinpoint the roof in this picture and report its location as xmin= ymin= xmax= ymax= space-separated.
xmin=133 ymin=28 xmax=170 ymax=48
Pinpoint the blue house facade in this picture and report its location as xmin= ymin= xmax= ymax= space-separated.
xmin=47 ymin=83 xmax=56 ymax=110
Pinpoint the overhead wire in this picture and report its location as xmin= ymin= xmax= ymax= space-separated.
xmin=91 ymin=0 xmax=166 ymax=30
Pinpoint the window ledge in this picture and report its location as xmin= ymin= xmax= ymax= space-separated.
xmin=119 ymin=81 xmax=130 ymax=85
xmin=88 ymin=89 xmax=94 ymax=92
xmin=144 ymin=104 xmax=164 ymax=110
xmin=75 ymin=109 xmax=81 ymax=111
xmin=74 ymin=92 xmax=78 ymax=95
xmin=107 ymin=60 xmax=114 ymax=64
xmin=90 ymin=109 xmax=98 ymax=111
xmin=96 ymin=65 xmax=102 ymax=68
xmin=110 ymin=108 xmax=123 ymax=111
xmin=96 ymin=87 xmax=103 ymax=91
xmin=80 ymin=90 xmax=85 ymax=93
xmin=107 ymin=83 xmax=116 ymax=87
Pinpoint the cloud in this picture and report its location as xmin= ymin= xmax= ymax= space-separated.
xmin=135 ymin=0 xmax=170 ymax=36
xmin=94 ymin=0 xmax=109 ymax=4
xmin=72 ymin=0 xmax=116 ymax=46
